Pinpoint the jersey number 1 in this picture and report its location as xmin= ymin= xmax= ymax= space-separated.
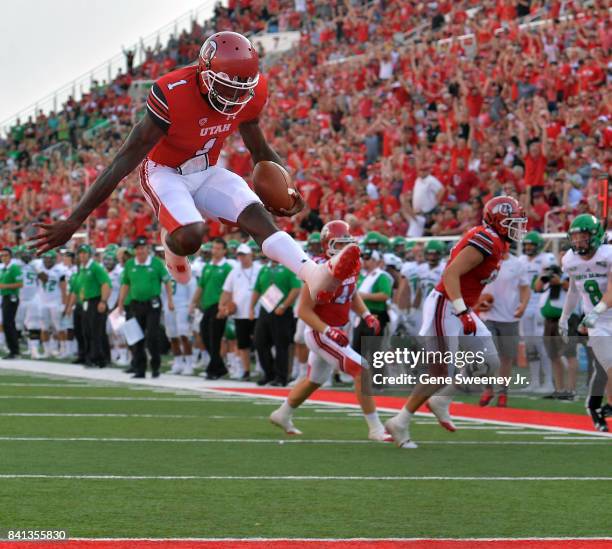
xmin=195 ymin=137 xmax=217 ymax=170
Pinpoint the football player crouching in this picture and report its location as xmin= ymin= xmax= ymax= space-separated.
xmin=269 ymin=220 xmax=390 ymax=442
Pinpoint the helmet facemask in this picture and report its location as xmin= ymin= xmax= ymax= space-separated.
xmin=200 ymin=70 xmax=258 ymax=116
xmin=327 ymin=235 xmax=356 ymax=257
xmin=569 ymin=231 xmax=593 ymax=256
xmin=500 ymin=216 xmax=528 ymax=242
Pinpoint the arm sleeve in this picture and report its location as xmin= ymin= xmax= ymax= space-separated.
xmin=466 ymin=230 xmax=494 ymax=257
xmin=290 ymin=271 xmax=302 ymax=289
xmin=146 ymin=82 xmax=170 ymax=132
xmin=375 ymin=274 xmax=393 ymax=297
xmin=94 ymin=263 xmax=111 ymax=286
xmin=254 ymin=270 xmax=264 ymax=294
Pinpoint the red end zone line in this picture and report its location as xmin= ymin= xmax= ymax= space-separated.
xmin=214 ymin=387 xmax=609 ymax=436
xmin=1 ymin=539 xmax=611 ymax=549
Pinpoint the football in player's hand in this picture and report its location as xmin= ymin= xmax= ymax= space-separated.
xmin=252 ymin=161 xmax=297 ymax=211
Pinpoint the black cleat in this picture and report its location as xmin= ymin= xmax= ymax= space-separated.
xmin=602 ymin=404 xmax=612 ymax=417
xmin=588 ymin=407 xmax=609 ymax=432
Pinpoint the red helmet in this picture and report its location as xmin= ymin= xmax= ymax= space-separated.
xmin=321 ymin=220 xmax=356 ymax=258
xmin=483 ymin=196 xmax=527 ymax=242
xmin=198 ymin=31 xmax=259 ymax=116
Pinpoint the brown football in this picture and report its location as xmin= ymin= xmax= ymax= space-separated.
xmin=252 ymin=161 xmax=296 ymax=211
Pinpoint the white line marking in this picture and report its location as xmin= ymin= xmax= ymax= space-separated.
xmin=496 ymin=430 xmax=568 ymax=436
xmin=0 ymin=382 xmax=99 ymax=387
xmin=544 ymin=436 xmax=608 ymax=441
xmin=0 ymin=474 xmax=609 ymax=481
xmin=0 ymin=436 xmax=606 ymax=445
xmin=0 ymin=413 xmax=198 ymax=418
xmin=0 ymin=395 xmax=209 ymax=402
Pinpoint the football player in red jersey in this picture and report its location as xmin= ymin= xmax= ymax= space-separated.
xmin=32 ymin=31 xmax=359 ymax=299
xmin=270 ymin=220 xmax=391 ymax=441
xmin=385 ymin=196 xmax=528 ymax=449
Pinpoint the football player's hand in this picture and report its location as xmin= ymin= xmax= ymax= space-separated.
xmin=364 ymin=313 xmax=381 ymax=335
xmin=514 ymin=303 xmax=526 ymax=318
xmin=580 ymin=310 xmax=599 ymax=329
xmin=324 ymin=326 xmax=349 ymax=347
xmin=30 ymin=219 xmax=81 ymax=255
xmin=167 ymin=301 xmax=175 ymax=312
xmin=456 ymin=309 xmax=477 ymax=335
xmin=37 ymin=272 xmax=49 ymax=284
xmin=266 ymin=191 xmax=305 ymax=217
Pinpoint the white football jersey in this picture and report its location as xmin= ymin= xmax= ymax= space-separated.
xmin=20 ymin=262 xmax=39 ymax=301
xmin=562 ymin=244 xmax=612 ymax=326
xmin=417 ymin=261 xmax=445 ymax=299
xmin=401 ymin=261 xmax=420 ymax=302
xmin=518 ymin=251 xmax=556 ymax=312
xmin=163 ymin=277 xmax=197 ymax=308
xmin=37 ymin=265 xmax=66 ymax=305
xmin=107 ymin=264 xmax=124 ymax=310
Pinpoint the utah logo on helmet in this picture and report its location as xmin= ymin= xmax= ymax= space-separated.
xmin=197 ymin=31 xmax=259 ymax=116
xmin=483 ymin=196 xmax=528 ymax=242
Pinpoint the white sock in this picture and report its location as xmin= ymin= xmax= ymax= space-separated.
xmin=279 ymin=400 xmax=295 ymax=417
xmin=43 ymin=341 xmax=51 ymax=355
xmin=395 ymin=407 xmax=412 ymax=428
xmin=29 ymin=340 xmax=39 ymax=354
xmin=528 ymin=361 xmax=540 ymax=386
xmin=364 ymin=411 xmax=384 ymax=431
xmin=262 ymin=231 xmax=312 ymax=277
xmin=0 ymin=332 xmax=6 ymax=347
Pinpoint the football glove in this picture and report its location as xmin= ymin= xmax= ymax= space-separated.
xmin=324 ymin=326 xmax=349 ymax=347
xmin=363 ymin=313 xmax=381 ymax=335
xmin=456 ymin=309 xmax=477 ymax=335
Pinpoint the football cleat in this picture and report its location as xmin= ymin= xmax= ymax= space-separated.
xmin=161 ymin=228 xmax=192 ymax=284
xmin=479 ymin=387 xmax=495 ymax=407
xmin=269 ymin=408 xmax=303 ymax=435
xmin=602 ymin=404 xmax=612 ymax=417
xmin=306 ymin=244 xmax=360 ymax=300
xmin=427 ymin=395 xmax=457 ymax=432
xmin=497 ymin=393 xmax=508 ymax=408
xmin=384 ymin=416 xmax=418 ymax=449
xmin=368 ymin=428 xmax=394 ymax=443
xmin=588 ymin=407 xmax=609 ymax=432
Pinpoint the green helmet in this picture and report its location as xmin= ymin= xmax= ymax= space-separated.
xmin=228 ymin=239 xmax=239 ymax=250
xmin=307 ymin=232 xmax=321 ymax=244
xmin=247 ymin=239 xmax=259 ymax=251
xmin=201 ymin=242 xmax=213 ymax=253
xmin=42 ymin=250 xmax=57 ymax=260
xmin=523 ymin=231 xmax=545 ymax=256
xmin=379 ymin=234 xmax=391 ymax=251
xmin=424 ymin=240 xmax=445 ymax=255
xmin=391 ymin=236 xmax=406 ymax=249
xmin=364 ymin=231 xmax=386 ymax=249
xmin=568 ymin=214 xmax=605 ymax=256
xmin=105 ymin=243 xmax=119 ymax=254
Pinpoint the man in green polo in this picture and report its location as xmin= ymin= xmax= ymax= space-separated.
xmin=118 ymin=236 xmax=174 ymax=378
xmin=250 ymin=259 xmax=301 ymax=386
xmin=77 ymin=244 xmax=111 ymax=367
xmin=0 ymin=247 xmax=23 ymax=358
xmin=189 ymin=238 xmax=232 ymax=380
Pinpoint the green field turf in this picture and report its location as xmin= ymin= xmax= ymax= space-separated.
xmin=0 ymin=368 xmax=610 ymax=539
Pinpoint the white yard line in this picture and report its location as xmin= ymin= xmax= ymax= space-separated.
xmin=0 ymin=436 xmax=606 ymax=445
xmin=0 ymin=412 xmax=198 ymax=418
xmin=0 ymin=474 xmax=609 ymax=481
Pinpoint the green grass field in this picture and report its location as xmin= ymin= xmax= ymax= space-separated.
xmin=0 ymin=368 xmax=610 ymax=540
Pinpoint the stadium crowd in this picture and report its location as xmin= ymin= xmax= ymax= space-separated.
xmin=0 ymin=0 xmax=609 ymax=247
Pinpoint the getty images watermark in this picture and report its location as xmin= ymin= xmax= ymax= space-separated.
xmin=360 ymin=336 xmax=530 ymax=395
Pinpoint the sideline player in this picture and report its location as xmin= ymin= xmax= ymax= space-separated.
xmin=269 ymin=221 xmax=388 ymax=441
xmin=31 ymin=31 xmax=359 ymax=302
xmin=385 ymin=196 xmax=528 ymax=448
xmin=560 ymin=214 xmax=612 ymax=431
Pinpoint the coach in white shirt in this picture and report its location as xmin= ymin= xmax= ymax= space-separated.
xmin=478 ymin=251 xmax=531 ymax=406
xmin=219 ymin=244 xmax=261 ymax=380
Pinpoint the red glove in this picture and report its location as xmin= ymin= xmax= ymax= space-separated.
xmin=363 ymin=313 xmax=381 ymax=335
xmin=324 ymin=326 xmax=349 ymax=347
xmin=456 ymin=309 xmax=477 ymax=335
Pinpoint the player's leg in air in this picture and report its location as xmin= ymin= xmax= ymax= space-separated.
xmin=270 ymin=221 xmax=388 ymax=440
xmin=385 ymin=197 xmax=526 ymax=448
